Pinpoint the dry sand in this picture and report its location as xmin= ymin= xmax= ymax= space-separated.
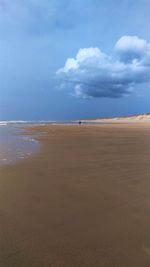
xmin=80 ymin=113 xmax=150 ymax=124
xmin=1 ymin=122 xmax=150 ymax=266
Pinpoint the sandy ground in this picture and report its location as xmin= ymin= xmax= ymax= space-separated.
xmin=1 ymin=122 xmax=150 ymax=266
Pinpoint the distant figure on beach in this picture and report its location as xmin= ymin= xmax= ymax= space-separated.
xmin=79 ymin=121 xmax=82 ymax=125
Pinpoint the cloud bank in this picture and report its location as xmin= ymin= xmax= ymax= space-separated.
xmin=57 ymin=36 xmax=150 ymax=98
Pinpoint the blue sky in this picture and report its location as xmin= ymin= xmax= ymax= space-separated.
xmin=0 ymin=0 xmax=150 ymax=120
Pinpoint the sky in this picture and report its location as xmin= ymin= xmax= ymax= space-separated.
xmin=0 ymin=0 xmax=150 ymax=120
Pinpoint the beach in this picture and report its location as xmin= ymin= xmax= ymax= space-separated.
xmin=1 ymin=122 xmax=150 ymax=266
xmin=0 ymin=125 xmax=39 ymax=166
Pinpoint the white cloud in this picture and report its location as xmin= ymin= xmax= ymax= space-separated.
xmin=115 ymin=35 xmax=150 ymax=63
xmin=56 ymin=36 xmax=150 ymax=98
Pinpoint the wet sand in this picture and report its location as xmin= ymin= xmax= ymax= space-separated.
xmin=1 ymin=122 xmax=150 ymax=266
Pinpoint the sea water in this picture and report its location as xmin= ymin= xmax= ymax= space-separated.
xmin=0 ymin=123 xmax=39 ymax=167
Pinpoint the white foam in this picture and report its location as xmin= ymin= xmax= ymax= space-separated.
xmin=0 ymin=125 xmax=39 ymax=167
xmin=0 ymin=121 xmax=8 ymax=126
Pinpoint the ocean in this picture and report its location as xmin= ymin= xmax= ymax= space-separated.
xmin=0 ymin=123 xmax=39 ymax=167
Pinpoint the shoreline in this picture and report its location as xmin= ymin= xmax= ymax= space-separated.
xmin=1 ymin=122 xmax=150 ymax=266
xmin=0 ymin=125 xmax=40 ymax=168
